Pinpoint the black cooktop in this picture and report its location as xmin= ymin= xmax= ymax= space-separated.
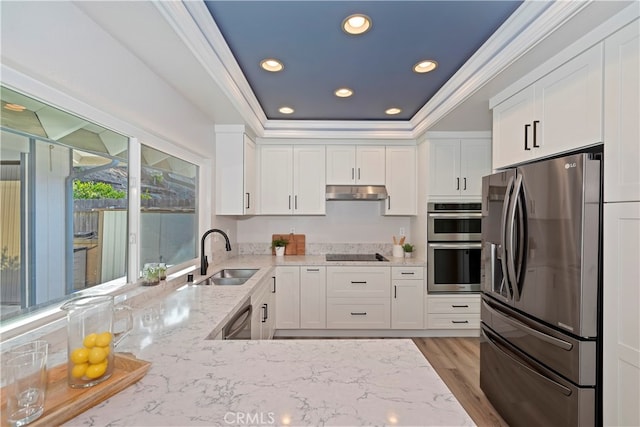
xmin=325 ymin=253 xmax=389 ymax=262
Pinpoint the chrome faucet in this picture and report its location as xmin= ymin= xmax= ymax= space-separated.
xmin=200 ymin=229 xmax=232 ymax=275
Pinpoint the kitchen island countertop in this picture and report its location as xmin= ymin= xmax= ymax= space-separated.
xmin=4 ymin=254 xmax=473 ymax=426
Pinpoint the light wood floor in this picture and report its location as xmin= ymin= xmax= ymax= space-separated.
xmin=412 ymin=337 xmax=508 ymax=427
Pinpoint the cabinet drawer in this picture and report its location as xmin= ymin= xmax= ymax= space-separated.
xmin=392 ymin=266 xmax=424 ymax=280
xmin=427 ymin=314 xmax=480 ymax=329
xmin=327 ymin=267 xmax=390 ymax=298
xmin=427 ymin=296 xmax=480 ymax=314
xmin=327 ymin=298 xmax=390 ymax=329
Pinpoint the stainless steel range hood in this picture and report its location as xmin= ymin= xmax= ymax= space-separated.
xmin=325 ymin=185 xmax=388 ymax=200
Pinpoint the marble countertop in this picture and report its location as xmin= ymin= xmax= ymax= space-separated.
xmin=65 ymin=339 xmax=474 ymax=426
xmin=4 ymin=254 xmax=474 ymax=426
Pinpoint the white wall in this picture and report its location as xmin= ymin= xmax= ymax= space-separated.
xmin=1 ymin=1 xmax=216 ymax=160
xmin=237 ymin=201 xmax=411 ymax=246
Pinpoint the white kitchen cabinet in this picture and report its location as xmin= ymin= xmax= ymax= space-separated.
xmin=492 ymin=43 xmax=603 ymax=169
xmin=603 ymin=202 xmax=640 ymax=427
xmin=604 ymin=20 xmax=640 ymax=203
xmin=326 ymin=266 xmax=391 ymax=329
xmin=425 ymin=294 xmax=480 ymax=330
xmin=391 ymin=266 xmax=424 ymax=329
xmin=215 ymin=127 xmax=256 ymax=215
xmin=251 ymin=274 xmax=276 ymax=339
xmin=259 ymin=145 xmax=325 ymax=215
xmin=326 ymin=145 xmax=385 ymax=185
xmin=275 ymin=266 xmax=300 ymax=329
xmin=429 ymin=138 xmax=491 ymax=198
xmin=385 ymin=146 xmax=417 ymax=215
xmin=300 ymin=266 xmax=326 ymax=329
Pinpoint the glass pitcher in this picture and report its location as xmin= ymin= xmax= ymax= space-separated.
xmin=61 ymin=295 xmax=132 ymax=388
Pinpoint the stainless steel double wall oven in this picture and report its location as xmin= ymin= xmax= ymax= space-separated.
xmin=427 ymin=202 xmax=482 ymax=293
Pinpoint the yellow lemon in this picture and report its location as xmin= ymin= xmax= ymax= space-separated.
xmin=71 ymin=363 xmax=89 ymax=378
xmin=102 ymin=345 xmax=111 ymax=356
xmin=88 ymin=346 xmax=107 ymax=364
xmin=70 ymin=347 xmax=90 ymax=364
xmin=85 ymin=362 xmax=107 ymax=379
xmin=83 ymin=333 xmax=98 ymax=348
xmin=95 ymin=331 xmax=112 ymax=347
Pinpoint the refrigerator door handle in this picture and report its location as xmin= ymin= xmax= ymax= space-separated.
xmin=482 ymin=300 xmax=573 ymax=351
xmin=481 ymin=326 xmax=572 ymax=396
xmin=506 ymin=174 xmax=523 ymax=301
xmin=500 ymin=175 xmax=515 ymax=300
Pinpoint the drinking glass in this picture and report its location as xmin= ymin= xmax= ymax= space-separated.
xmin=4 ymin=340 xmax=48 ymax=426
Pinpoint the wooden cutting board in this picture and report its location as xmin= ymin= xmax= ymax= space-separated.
xmin=272 ymin=234 xmax=305 ymax=255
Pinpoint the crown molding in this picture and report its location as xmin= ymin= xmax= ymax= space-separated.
xmin=154 ymin=1 xmax=266 ymax=134
xmin=156 ymin=0 xmax=591 ymax=140
xmin=410 ymin=0 xmax=589 ymax=138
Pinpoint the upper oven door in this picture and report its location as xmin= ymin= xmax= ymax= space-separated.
xmin=427 ymin=211 xmax=482 ymax=241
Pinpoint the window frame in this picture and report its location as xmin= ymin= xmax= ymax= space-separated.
xmin=0 ymin=73 xmax=210 ymax=337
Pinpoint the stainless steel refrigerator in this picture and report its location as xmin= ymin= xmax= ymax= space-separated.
xmin=480 ymin=150 xmax=602 ymax=426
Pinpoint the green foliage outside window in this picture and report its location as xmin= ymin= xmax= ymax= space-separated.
xmin=73 ymin=180 xmax=125 ymax=199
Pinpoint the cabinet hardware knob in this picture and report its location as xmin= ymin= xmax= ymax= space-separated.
xmin=456 ymin=177 xmax=460 ymax=190
xmin=452 ymin=304 xmax=469 ymax=308
xmin=533 ymin=120 xmax=540 ymax=148
xmin=246 ymin=192 xmax=250 ymax=209
xmin=350 ymin=312 xmax=367 ymax=316
xmin=452 ymin=320 xmax=469 ymax=324
xmin=524 ymin=124 xmax=531 ymax=150
xmin=350 ymin=281 xmax=367 ymax=284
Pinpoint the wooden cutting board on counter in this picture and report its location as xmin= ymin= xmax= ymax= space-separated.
xmin=272 ymin=234 xmax=305 ymax=255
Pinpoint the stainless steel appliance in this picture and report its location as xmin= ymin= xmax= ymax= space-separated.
xmin=222 ymin=298 xmax=252 ymax=340
xmin=480 ymin=150 xmax=602 ymax=426
xmin=427 ymin=202 xmax=482 ymax=241
xmin=427 ymin=202 xmax=482 ymax=293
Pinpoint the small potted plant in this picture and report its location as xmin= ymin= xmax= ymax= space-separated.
xmin=272 ymin=238 xmax=289 ymax=257
xmin=142 ymin=263 xmax=160 ymax=286
xmin=402 ymin=243 xmax=415 ymax=258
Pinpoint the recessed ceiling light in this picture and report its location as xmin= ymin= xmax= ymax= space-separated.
xmin=260 ymin=58 xmax=284 ymax=72
xmin=413 ymin=60 xmax=438 ymax=74
xmin=342 ymin=14 xmax=371 ymax=35
xmin=4 ymin=103 xmax=26 ymax=112
xmin=385 ymin=107 xmax=402 ymax=115
xmin=279 ymin=106 xmax=294 ymax=114
xmin=334 ymin=88 xmax=353 ymax=98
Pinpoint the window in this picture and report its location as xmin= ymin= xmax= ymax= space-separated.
xmin=0 ymin=86 xmax=201 ymax=325
xmin=139 ymin=144 xmax=198 ymax=270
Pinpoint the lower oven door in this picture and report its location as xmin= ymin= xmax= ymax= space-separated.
xmin=428 ymin=242 xmax=481 ymax=292
xmin=480 ymin=324 xmax=595 ymax=427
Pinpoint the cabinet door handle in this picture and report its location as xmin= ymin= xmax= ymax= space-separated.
xmin=272 ymin=276 xmax=276 ymax=293
xmin=350 ymin=281 xmax=367 ymax=284
xmin=306 ymin=268 xmax=320 ymax=272
xmin=352 ymin=168 xmax=355 ymax=180
xmin=400 ymin=272 xmax=415 ymax=275
xmin=288 ymin=195 xmax=291 ymax=210
xmin=262 ymin=303 xmax=268 ymax=322
xmin=524 ymin=124 xmax=531 ymax=150
xmin=394 ymin=285 xmax=397 ymax=299
xmin=452 ymin=320 xmax=469 ymax=324
xmin=456 ymin=177 xmax=460 ymax=190
xmin=358 ymin=168 xmax=361 ymax=180
xmin=350 ymin=312 xmax=367 ymax=316
xmin=246 ymin=192 xmax=250 ymax=209
xmin=533 ymin=120 xmax=540 ymax=148
xmin=388 ymin=195 xmax=391 ymax=210
xmin=452 ymin=304 xmax=469 ymax=308
xmin=463 ymin=178 xmax=467 ymax=191
xmin=295 ymin=195 xmax=298 ymax=210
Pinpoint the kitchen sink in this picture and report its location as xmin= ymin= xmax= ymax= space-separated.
xmin=205 ymin=268 xmax=259 ymax=286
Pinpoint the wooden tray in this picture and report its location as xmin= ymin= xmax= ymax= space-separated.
xmin=272 ymin=233 xmax=305 ymax=255
xmin=1 ymin=353 xmax=150 ymax=427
